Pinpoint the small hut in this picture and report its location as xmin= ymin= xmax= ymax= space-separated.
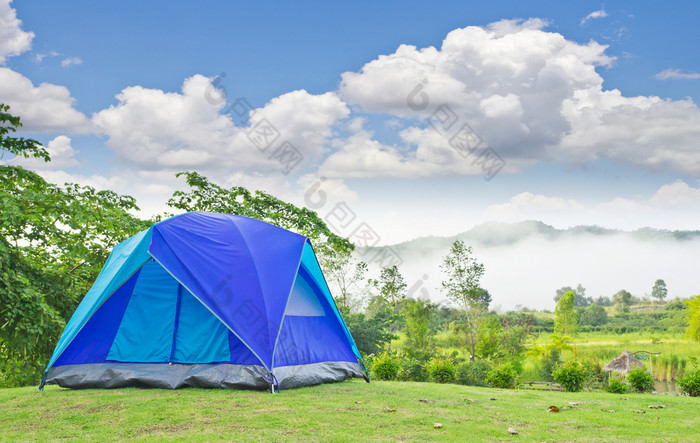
xmin=602 ymin=349 xmax=646 ymax=374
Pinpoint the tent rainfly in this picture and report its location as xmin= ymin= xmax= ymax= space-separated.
xmin=602 ymin=349 xmax=646 ymax=374
xmin=40 ymin=212 xmax=368 ymax=392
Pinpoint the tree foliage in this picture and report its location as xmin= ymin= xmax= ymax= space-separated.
xmin=440 ymin=240 xmax=488 ymax=361
xmin=0 ymin=103 xmax=49 ymax=162
xmin=554 ymin=291 xmax=579 ymax=336
xmin=403 ymin=298 xmax=435 ymax=350
xmin=318 ymin=250 xmax=367 ymax=312
xmin=684 ymin=295 xmax=700 ymax=341
xmin=613 ymin=289 xmax=633 ymax=313
xmin=477 ymin=315 xmax=533 ymax=364
xmin=343 ymin=309 xmax=398 ymax=356
xmin=580 ymin=304 xmax=608 ymax=326
xmin=554 ymin=284 xmax=591 ymax=307
xmin=652 ymin=279 xmax=668 ymax=302
xmin=369 ymin=265 xmax=407 ymax=315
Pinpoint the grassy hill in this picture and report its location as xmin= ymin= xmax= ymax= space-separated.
xmin=1 ymin=380 xmax=698 ymax=441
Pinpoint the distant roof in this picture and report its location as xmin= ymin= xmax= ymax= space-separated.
xmin=602 ymin=349 xmax=646 ymax=373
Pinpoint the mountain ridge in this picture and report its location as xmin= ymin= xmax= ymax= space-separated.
xmin=361 ymin=220 xmax=700 ymax=253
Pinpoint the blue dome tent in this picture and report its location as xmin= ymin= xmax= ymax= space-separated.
xmin=40 ymin=212 xmax=368 ymax=391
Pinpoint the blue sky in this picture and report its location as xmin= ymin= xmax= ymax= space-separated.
xmin=3 ymin=0 xmax=700 ymax=244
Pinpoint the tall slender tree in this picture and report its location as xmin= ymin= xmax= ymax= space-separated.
xmin=440 ymin=240 xmax=488 ymax=361
xmin=369 ymin=265 xmax=407 ymax=350
xmin=554 ymin=291 xmax=579 ymax=336
xmin=651 ymin=279 xmax=668 ymax=303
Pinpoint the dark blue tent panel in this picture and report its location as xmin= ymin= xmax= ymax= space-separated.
xmin=44 ymin=212 xmax=367 ymax=390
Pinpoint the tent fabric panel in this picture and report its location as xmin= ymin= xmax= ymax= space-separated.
xmin=53 ymin=268 xmax=141 ymax=367
xmin=148 ymin=212 xmax=306 ymax=369
xmin=107 ymin=260 xmax=178 ymax=363
xmin=273 ymin=316 xmax=357 ymax=368
xmin=46 ymin=227 xmax=153 ymax=371
xmin=285 ymin=270 xmax=325 ymax=316
xmin=274 ymin=264 xmax=356 ymax=368
xmin=227 ymin=331 xmax=263 ymax=365
xmin=173 ymin=289 xmax=231 ymax=363
xmin=299 ymin=241 xmax=362 ymax=360
xmin=232 ymin=216 xmax=307 ymax=351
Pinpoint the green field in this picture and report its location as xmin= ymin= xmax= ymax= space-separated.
xmin=1 ymin=380 xmax=698 ymax=441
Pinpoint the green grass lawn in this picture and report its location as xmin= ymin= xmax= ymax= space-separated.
xmin=1 ymin=380 xmax=698 ymax=441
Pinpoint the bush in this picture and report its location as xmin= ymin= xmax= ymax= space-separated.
xmin=626 ymin=367 xmax=654 ymax=393
xmin=552 ymin=359 xmax=590 ymax=392
xmin=0 ymin=355 xmax=43 ymax=388
xmin=677 ymin=364 xmax=700 ymax=397
xmin=486 ymin=362 xmax=521 ymax=389
xmin=371 ymin=353 xmax=399 ymax=381
xmin=397 ymin=356 xmax=428 ymax=382
xmin=538 ymin=349 xmax=560 ymax=382
xmin=427 ymin=356 xmax=457 ymax=383
xmin=606 ymin=376 xmax=628 ymax=394
xmin=456 ymin=361 xmax=491 ymax=387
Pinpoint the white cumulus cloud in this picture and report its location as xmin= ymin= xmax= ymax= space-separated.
xmin=0 ymin=68 xmax=91 ymax=132
xmin=334 ymin=19 xmax=700 ymax=177
xmin=5 ymin=135 xmax=79 ymax=170
xmin=92 ymin=75 xmax=349 ymax=175
xmin=0 ymin=0 xmax=33 ymax=64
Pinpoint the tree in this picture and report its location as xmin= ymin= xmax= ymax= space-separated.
xmin=440 ymin=240 xmax=488 ymax=361
xmin=318 ymin=249 xmax=367 ymax=312
xmin=554 ymin=284 xmax=591 ymax=307
xmin=0 ymin=103 xmax=49 ymax=161
xmin=528 ymin=334 xmax=573 ymax=382
xmin=403 ymin=298 xmax=435 ymax=350
xmin=477 ymin=315 xmax=533 ymax=364
xmin=593 ymin=296 xmax=613 ymax=307
xmin=343 ymin=309 xmax=397 ymax=355
xmin=368 ymin=265 xmax=407 ymax=350
xmin=580 ymin=304 xmax=608 ymax=326
xmin=613 ymin=289 xmax=633 ymax=313
xmin=369 ymin=266 xmax=407 ymax=315
xmin=554 ymin=291 xmax=579 ymax=336
xmin=684 ymin=295 xmax=700 ymax=342
xmin=652 ymin=279 xmax=668 ymax=303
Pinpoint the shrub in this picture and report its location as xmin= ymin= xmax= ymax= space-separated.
xmin=588 ymin=360 xmax=609 ymax=389
xmin=606 ymin=376 xmax=628 ymax=394
xmin=677 ymin=364 xmax=700 ymax=397
xmin=486 ymin=362 xmax=521 ymax=389
xmin=626 ymin=367 xmax=654 ymax=393
xmin=397 ymin=356 xmax=428 ymax=382
xmin=538 ymin=349 xmax=560 ymax=382
xmin=552 ymin=359 xmax=590 ymax=392
xmin=456 ymin=361 xmax=491 ymax=387
xmin=371 ymin=353 xmax=399 ymax=381
xmin=427 ymin=356 xmax=457 ymax=383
